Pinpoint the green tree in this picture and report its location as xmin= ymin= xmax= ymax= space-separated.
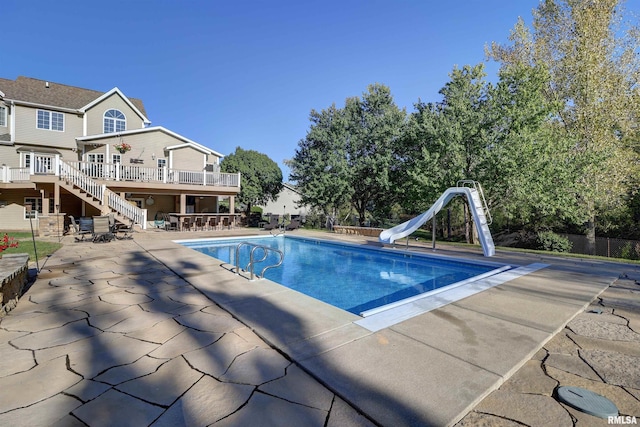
xmin=290 ymin=84 xmax=406 ymax=227
xmin=344 ymin=84 xmax=406 ymax=225
xmin=488 ymin=0 xmax=640 ymax=254
xmin=287 ymin=104 xmax=352 ymax=224
xmin=402 ymin=64 xmax=494 ymax=242
xmin=221 ymin=147 xmax=283 ymax=216
xmin=484 ymin=63 xmax=578 ymax=229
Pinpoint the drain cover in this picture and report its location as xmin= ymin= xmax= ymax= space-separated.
xmin=557 ymin=386 xmax=618 ymax=418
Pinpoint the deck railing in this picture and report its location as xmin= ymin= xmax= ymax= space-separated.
xmin=0 ymin=166 xmax=30 ymax=182
xmin=65 ymin=161 xmax=240 ymax=187
xmin=1 ymin=161 xmax=241 ymax=188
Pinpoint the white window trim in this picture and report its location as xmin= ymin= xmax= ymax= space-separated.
xmin=103 ymin=109 xmax=126 ymax=134
xmin=0 ymin=105 xmax=6 ymax=127
xmin=36 ymin=109 xmax=64 ymax=132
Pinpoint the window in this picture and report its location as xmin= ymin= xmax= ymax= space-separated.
xmin=87 ymin=153 xmax=105 ymax=163
xmin=112 ymin=154 xmax=121 ymax=164
xmin=157 ymin=158 xmax=166 ymax=168
xmin=23 ymin=197 xmax=54 ymax=218
xmin=23 ymin=153 xmax=31 ymax=169
xmin=37 ymin=110 xmax=64 ymax=131
xmin=0 ymin=106 xmax=6 ymax=127
xmin=104 ymin=109 xmax=126 ymax=133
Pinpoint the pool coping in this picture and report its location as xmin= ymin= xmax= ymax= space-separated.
xmin=138 ymin=230 xmax=633 ymax=426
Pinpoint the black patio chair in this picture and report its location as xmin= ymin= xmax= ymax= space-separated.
xmin=74 ymin=217 xmax=94 ymax=242
xmin=263 ymin=215 xmax=280 ymax=230
xmin=285 ymin=218 xmax=301 ymax=231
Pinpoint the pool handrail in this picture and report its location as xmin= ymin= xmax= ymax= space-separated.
xmin=234 ymin=241 xmax=284 ymax=280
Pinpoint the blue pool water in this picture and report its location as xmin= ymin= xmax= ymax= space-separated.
xmin=179 ymin=235 xmax=500 ymax=315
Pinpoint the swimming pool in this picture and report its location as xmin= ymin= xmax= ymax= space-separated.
xmin=178 ymin=235 xmax=509 ymax=315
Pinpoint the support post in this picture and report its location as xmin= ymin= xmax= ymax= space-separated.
xmin=432 ymin=214 xmax=436 ymax=251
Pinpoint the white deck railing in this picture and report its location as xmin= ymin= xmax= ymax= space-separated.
xmin=0 ymin=166 xmax=30 ymax=182
xmin=64 ymin=161 xmax=240 ymax=187
xmin=1 ymin=161 xmax=241 ymax=188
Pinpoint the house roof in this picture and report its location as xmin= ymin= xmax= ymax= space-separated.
xmin=0 ymin=76 xmax=147 ymax=117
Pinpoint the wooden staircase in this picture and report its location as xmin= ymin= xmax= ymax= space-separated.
xmin=58 ymin=160 xmax=147 ymax=228
xmin=57 ymin=180 xmax=132 ymax=225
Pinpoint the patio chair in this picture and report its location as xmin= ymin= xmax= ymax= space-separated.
xmin=154 ymin=211 xmax=166 ymax=229
xmin=165 ymin=215 xmax=179 ymax=231
xmin=263 ymin=215 xmax=280 ymax=230
xmin=285 ymin=218 xmax=301 ymax=231
xmin=74 ymin=217 xmax=94 ymax=242
xmin=108 ymin=213 xmax=117 ymax=233
xmin=68 ymin=215 xmax=79 ymax=234
xmin=115 ymin=220 xmax=134 ymax=240
xmin=182 ymin=217 xmax=193 ymax=231
xmin=92 ymin=216 xmax=115 ymax=243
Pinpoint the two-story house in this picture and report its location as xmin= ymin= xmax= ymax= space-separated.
xmin=0 ymin=76 xmax=241 ymax=234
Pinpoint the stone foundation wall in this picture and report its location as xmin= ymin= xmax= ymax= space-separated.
xmin=39 ymin=213 xmax=65 ymax=237
xmin=0 ymin=253 xmax=30 ymax=316
xmin=333 ymin=226 xmax=383 ymax=237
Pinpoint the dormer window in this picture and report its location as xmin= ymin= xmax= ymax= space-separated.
xmin=104 ymin=109 xmax=126 ymax=133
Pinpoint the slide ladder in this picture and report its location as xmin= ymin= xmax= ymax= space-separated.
xmin=379 ymin=181 xmax=495 ymax=257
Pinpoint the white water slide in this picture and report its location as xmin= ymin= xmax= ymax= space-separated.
xmin=379 ymin=181 xmax=495 ymax=257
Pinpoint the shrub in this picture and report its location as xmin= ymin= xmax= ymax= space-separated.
xmin=536 ymin=231 xmax=572 ymax=253
xmin=620 ymin=242 xmax=640 ymax=260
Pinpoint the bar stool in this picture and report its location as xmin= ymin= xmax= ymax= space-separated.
xmin=195 ymin=216 xmax=205 ymax=231
xmin=208 ymin=216 xmax=218 ymax=230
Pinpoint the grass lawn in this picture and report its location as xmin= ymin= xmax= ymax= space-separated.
xmin=1 ymin=232 xmax=64 ymax=262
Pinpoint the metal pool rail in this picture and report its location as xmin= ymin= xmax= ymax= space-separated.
xmin=234 ymin=242 xmax=284 ymax=280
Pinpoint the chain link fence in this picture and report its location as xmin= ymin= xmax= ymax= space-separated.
xmin=562 ymin=234 xmax=640 ymax=260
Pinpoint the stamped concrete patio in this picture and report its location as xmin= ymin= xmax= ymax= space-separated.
xmin=0 ymin=228 xmax=638 ymax=426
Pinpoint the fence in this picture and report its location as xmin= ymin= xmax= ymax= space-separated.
xmin=563 ymin=234 xmax=640 ymax=260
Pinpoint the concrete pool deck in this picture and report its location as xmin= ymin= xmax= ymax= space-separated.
xmin=0 ymin=228 xmax=638 ymax=426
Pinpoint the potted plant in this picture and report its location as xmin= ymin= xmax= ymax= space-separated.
xmin=114 ymin=142 xmax=131 ymax=154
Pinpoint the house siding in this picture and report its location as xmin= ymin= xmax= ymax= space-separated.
xmin=0 ymin=145 xmax=21 ymax=167
xmin=172 ymin=146 xmax=205 ymax=170
xmin=259 ymin=186 xmax=309 ymax=217
xmin=13 ymin=105 xmax=80 ymax=149
xmin=85 ymin=94 xmax=145 ymax=136
xmin=0 ymin=203 xmax=39 ymax=232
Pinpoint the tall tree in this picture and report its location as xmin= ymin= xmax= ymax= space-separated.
xmin=221 ymin=147 xmax=283 ymax=216
xmin=402 ymin=64 xmax=494 ymax=242
xmin=290 ymin=84 xmax=406 ymax=226
xmin=287 ymin=104 xmax=352 ymax=224
xmin=484 ymin=63 xmax=578 ymax=228
xmin=344 ymin=84 xmax=406 ymax=225
xmin=488 ymin=0 xmax=640 ymax=254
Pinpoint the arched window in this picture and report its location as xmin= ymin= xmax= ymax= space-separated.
xmin=103 ymin=109 xmax=126 ymax=133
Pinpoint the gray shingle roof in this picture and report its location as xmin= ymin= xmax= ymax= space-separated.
xmin=0 ymin=76 xmax=147 ymax=116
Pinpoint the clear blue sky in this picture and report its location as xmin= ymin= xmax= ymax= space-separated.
xmin=3 ymin=0 xmax=613 ymax=180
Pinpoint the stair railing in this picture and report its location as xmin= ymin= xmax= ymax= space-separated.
xmin=59 ymin=160 xmax=146 ymax=228
xmin=457 ymin=180 xmax=492 ymax=225
xmin=59 ymin=160 xmax=104 ymax=202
